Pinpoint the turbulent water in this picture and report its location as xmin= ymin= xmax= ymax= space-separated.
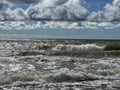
xmin=0 ymin=39 xmax=120 ymax=90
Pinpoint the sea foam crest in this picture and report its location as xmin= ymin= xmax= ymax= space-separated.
xmin=45 ymin=72 xmax=99 ymax=82
xmin=52 ymin=44 xmax=104 ymax=52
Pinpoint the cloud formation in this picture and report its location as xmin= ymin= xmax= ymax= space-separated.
xmin=0 ymin=0 xmax=12 ymax=11
xmin=0 ymin=0 xmax=120 ymax=30
xmin=27 ymin=0 xmax=88 ymax=21
xmin=0 ymin=0 xmax=88 ymax=21
xmin=87 ymin=0 xmax=120 ymax=22
xmin=0 ymin=0 xmax=28 ymax=21
xmin=0 ymin=21 xmax=120 ymax=30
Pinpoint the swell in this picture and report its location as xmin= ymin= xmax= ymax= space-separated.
xmin=50 ymin=44 xmax=120 ymax=57
xmin=45 ymin=70 xmax=120 ymax=83
xmin=52 ymin=44 xmax=104 ymax=52
xmin=10 ymin=44 xmax=120 ymax=57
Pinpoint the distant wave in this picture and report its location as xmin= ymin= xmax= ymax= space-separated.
xmin=52 ymin=44 xmax=104 ymax=52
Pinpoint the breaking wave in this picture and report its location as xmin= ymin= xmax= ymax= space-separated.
xmin=45 ymin=70 xmax=120 ymax=83
xmin=45 ymin=72 xmax=99 ymax=83
xmin=52 ymin=44 xmax=104 ymax=52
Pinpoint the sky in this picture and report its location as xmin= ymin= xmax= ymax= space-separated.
xmin=0 ymin=0 xmax=120 ymax=39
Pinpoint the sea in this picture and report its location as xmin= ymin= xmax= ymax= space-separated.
xmin=0 ymin=38 xmax=120 ymax=90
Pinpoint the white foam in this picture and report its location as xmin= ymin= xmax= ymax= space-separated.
xmin=9 ymin=64 xmax=22 ymax=72
xmin=52 ymin=44 xmax=104 ymax=52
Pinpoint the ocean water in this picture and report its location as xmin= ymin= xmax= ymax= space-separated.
xmin=0 ymin=39 xmax=120 ymax=90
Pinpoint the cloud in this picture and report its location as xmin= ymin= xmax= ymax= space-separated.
xmin=1 ymin=0 xmax=120 ymax=30
xmin=0 ymin=0 xmax=13 ymax=20
xmin=1 ymin=0 xmax=119 ymax=22
xmin=0 ymin=21 xmax=120 ymax=30
xmin=104 ymin=0 xmax=120 ymax=21
xmin=0 ymin=0 xmax=12 ymax=11
xmin=87 ymin=11 xmax=104 ymax=22
xmin=87 ymin=0 xmax=120 ymax=22
xmin=81 ymin=22 xmax=97 ymax=29
xmin=0 ymin=0 xmax=88 ymax=21
xmin=0 ymin=0 xmax=28 ymax=21
xmin=0 ymin=8 xmax=27 ymax=21
xmin=27 ymin=0 xmax=88 ymax=21
xmin=98 ymin=22 xmax=113 ymax=27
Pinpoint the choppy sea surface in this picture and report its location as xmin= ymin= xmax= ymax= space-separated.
xmin=0 ymin=39 xmax=120 ymax=90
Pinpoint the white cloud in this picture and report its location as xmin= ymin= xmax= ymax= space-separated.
xmin=0 ymin=0 xmax=120 ymax=30
xmin=87 ymin=11 xmax=105 ymax=22
xmin=12 ymin=8 xmax=28 ymax=20
xmin=0 ymin=8 xmax=27 ymax=21
xmin=98 ymin=22 xmax=113 ymax=27
xmin=104 ymin=0 xmax=120 ymax=21
xmin=0 ymin=0 xmax=88 ymax=21
xmin=0 ymin=21 xmax=119 ymax=30
xmin=0 ymin=0 xmax=27 ymax=21
xmin=27 ymin=0 xmax=88 ymax=21
xmin=88 ymin=0 xmax=120 ymax=22
xmin=0 ymin=0 xmax=12 ymax=11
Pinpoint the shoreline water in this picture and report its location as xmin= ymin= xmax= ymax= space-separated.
xmin=0 ymin=39 xmax=120 ymax=90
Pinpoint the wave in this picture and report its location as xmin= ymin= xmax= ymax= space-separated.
xmin=52 ymin=44 xmax=104 ymax=52
xmin=45 ymin=72 xmax=99 ymax=83
xmin=44 ymin=70 xmax=119 ymax=83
